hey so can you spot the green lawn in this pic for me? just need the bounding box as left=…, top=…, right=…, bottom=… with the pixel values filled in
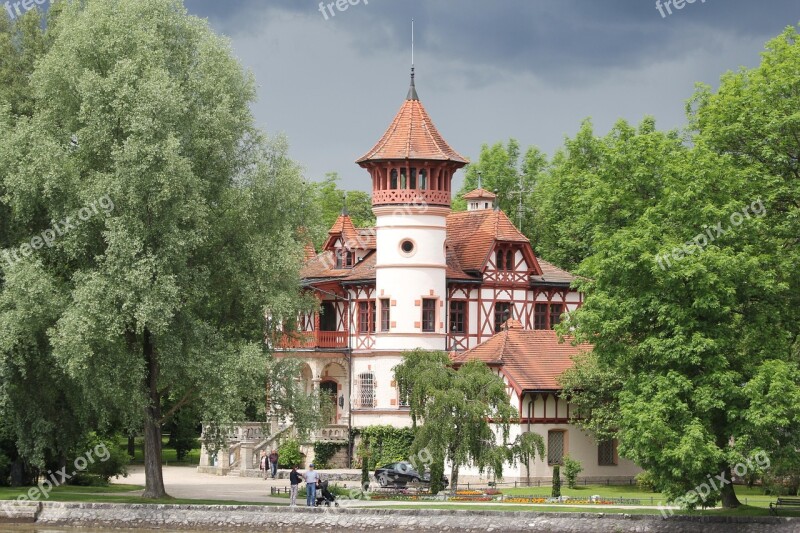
left=0, top=484, right=275, bottom=506
left=122, top=435, right=201, bottom=466
left=498, top=483, right=778, bottom=508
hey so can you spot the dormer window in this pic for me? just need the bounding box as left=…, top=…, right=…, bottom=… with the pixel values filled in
left=335, top=249, right=355, bottom=269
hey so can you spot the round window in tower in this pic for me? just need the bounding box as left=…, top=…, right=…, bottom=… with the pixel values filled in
left=399, top=239, right=416, bottom=257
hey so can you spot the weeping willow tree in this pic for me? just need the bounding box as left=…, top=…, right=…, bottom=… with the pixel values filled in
left=394, top=350, right=545, bottom=490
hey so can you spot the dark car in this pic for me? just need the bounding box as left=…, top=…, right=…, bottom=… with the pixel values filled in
left=374, top=461, right=449, bottom=488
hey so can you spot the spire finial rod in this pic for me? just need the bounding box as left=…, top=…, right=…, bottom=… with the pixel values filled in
left=406, top=19, right=419, bottom=101
left=477, top=171, right=483, bottom=190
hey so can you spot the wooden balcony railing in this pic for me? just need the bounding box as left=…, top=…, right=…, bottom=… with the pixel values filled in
left=276, top=331, right=348, bottom=350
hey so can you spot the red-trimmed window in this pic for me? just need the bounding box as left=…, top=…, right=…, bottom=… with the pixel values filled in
left=549, top=303, right=564, bottom=329
left=422, top=299, right=436, bottom=332
left=358, top=301, right=375, bottom=333
left=494, top=302, right=512, bottom=332
left=449, top=300, right=466, bottom=334
left=534, top=303, right=548, bottom=330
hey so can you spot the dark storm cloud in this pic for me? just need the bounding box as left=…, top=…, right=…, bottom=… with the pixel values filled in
left=185, top=0, right=800, bottom=83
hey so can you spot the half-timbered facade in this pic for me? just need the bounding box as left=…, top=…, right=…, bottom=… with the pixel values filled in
left=274, top=72, right=640, bottom=480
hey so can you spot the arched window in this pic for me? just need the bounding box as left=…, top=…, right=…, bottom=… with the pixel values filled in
left=410, top=168, right=417, bottom=190
left=390, top=169, right=398, bottom=189
left=506, top=250, right=514, bottom=271
left=419, top=169, right=428, bottom=190
left=400, top=167, right=407, bottom=189
left=496, top=250, right=505, bottom=270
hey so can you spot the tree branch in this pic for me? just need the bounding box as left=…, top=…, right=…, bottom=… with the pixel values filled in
left=158, top=389, right=196, bottom=425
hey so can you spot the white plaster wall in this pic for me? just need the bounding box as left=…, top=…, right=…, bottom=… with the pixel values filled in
left=374, top=210, right=448, bottom=351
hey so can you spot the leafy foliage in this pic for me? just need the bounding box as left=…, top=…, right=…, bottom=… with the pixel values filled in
left=563, top=455, right=583, bottom=489
left=551, top=465, right=561, bottom=498
left=357, top=426, right=414, bottom=470
left=312, top=442, right=343, bottom=470
left=635, top=471, right=657, bottom=493
left=452, top=140, right=546, bottom=236
left=277, top=439, right=304, bottom=468
left=0, top=0, right=325, bottom=498
left=545, top=25, right=800, bottom=509
left=394, top=350, right=545, bottom=489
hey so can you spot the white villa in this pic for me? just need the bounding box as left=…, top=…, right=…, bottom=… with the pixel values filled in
left=198, top=71, right=640, bottom=482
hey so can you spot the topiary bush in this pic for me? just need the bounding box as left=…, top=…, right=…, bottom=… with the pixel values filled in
left=551, top=465, right=561, bottom=498
left=563, top=455, right=583, bottom=489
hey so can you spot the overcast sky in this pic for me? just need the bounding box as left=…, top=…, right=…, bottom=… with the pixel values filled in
left=181, top=0, right=799, bottom=192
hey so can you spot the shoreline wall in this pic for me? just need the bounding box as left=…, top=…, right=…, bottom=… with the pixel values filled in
left=1, top=501, right=797, bottom=532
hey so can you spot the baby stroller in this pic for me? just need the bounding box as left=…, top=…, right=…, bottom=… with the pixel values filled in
left=316, top=480, right=338, bottom=507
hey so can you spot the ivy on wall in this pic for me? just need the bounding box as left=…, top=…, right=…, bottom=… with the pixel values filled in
left=312, top=442, right=343, bottom=469
left=355, top=425, right=415, bottom=469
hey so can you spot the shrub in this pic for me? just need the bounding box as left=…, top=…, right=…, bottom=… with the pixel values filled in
left=357, top=426, right=414, bottom=470
left=360, top=449, right=370, bottom=490
left=563, top=455, right=583, bottom=489
left=70, top=434, right=129, bottom=485
left=551, top=465, right=561, bottom=498
left=277, top=439, right=304, bottom=468
left=635, top=470, right=657, bottom=492
left=429, top=456, right=445, bottom=495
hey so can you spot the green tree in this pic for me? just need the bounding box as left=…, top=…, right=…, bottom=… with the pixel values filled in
left=1, top=0, right=325, bottom=498
left=530, top=118, right=685, bottom=271
left=305, top=173, right=375, bottom=248
left=453, top=140, right=546, bottom=236
left=394, top=350, right=545, bottom=489
left=559, top=29, right=800, bottom=506
left=687, top=27, right=800, bottom=498
left=551, top=465, right=561, bottom=498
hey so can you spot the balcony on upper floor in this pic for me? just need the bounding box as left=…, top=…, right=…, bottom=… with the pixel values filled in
left=275, top=330, right=349, bottom=351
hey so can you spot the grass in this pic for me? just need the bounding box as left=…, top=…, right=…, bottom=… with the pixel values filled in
left=0, top=484, right=276, bottom=506
left=498, top=483, right=779, bottom=508
left=122, top=435, right=201, bottom=466
left=375, top=502, right=800, bottom=517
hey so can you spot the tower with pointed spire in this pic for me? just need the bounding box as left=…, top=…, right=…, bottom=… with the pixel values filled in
left=356, top=70, right=467, bottom=350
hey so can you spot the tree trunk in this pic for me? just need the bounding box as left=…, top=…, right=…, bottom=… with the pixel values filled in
left=450, top=463, right=460, bottom=492
left=720, top=465, right=741, bottom=508
left=127, top=435, right=136, bottom=458
left=142, top=328, right=168, bottom=499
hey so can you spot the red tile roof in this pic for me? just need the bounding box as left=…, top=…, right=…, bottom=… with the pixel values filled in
left=356, top=97, right=468, bottom=164
left=463, top=188, right=497, bottom=200
left=531, top=258, right=577, bottom=285
left=452, top=322, right=592, bottom=392
left=446, top=210, right=530, bottom=272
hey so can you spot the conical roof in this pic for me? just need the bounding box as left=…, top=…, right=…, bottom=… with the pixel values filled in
left=356, top=74, right=468, bottom=165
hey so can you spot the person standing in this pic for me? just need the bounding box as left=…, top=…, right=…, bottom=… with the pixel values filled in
left=268, top=449, right=279, bottom=479
left=259, top=450, right=268, bottom=480
left=289, top=465, right=301, bottom=507
left=304, top=463, right=319, bottom=507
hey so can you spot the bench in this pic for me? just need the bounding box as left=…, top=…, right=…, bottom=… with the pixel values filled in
left=769, top=497, right=800, bottom=515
